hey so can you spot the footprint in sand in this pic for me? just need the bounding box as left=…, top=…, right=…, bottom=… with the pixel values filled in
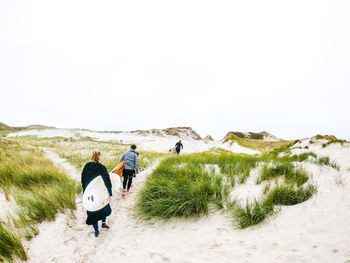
left=149, top=252, right=171, bottom=262
left=209, top=242, right=223, bottom=249
left=63, top=236, right=76, bottom=245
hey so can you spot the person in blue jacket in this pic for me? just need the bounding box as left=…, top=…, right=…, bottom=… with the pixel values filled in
left=81, top=149, right=112, bottom=237
left=119, top=144, right=139, bottom=197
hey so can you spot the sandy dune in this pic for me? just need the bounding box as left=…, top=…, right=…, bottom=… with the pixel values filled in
left=17, top=139, right=350, bottom=263
left=8, top=128, right=259, bottom=155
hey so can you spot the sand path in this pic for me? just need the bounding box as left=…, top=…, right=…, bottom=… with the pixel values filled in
left=22, top=146, right=350, bottom=263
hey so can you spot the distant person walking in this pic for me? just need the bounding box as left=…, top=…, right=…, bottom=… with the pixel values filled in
left=119, top=144, right=139, bottom=197
left=81, top=149, right=112, bottom=237
left=175, top=140, right=183, bottom=154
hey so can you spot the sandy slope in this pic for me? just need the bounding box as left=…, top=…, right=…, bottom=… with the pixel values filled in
left=19, top=140, right=350, bottom=263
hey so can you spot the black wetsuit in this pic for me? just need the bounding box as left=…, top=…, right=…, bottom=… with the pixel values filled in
left=175, top=142, right=183, bottom=154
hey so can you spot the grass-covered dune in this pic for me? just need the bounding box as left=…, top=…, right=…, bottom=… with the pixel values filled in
left=3, top=135, right=168, bottom=173
left=223, top=133, right=293, bottom=152
left=0, top=139, right=79, bottom=262
left=135, top=148, right=337, bottom=228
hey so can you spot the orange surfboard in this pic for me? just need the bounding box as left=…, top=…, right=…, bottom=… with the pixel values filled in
left=110, top=160, right=124, bottom=178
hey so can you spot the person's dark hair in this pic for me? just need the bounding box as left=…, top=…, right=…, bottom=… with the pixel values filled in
left=131, top=144, right=137, bottom=150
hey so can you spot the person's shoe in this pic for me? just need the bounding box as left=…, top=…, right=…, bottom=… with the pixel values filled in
left=94, top=230, right=99, bottom=237
left=102, top=223, right=109, bottom=229
left=122, top=190, right=126, bottom=197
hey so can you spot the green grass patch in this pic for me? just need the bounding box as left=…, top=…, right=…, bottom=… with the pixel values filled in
left=136, top=162, right=228, bottom=220
left=0, top=221, right=27, bottom=262
left=0, top=139, right=79, bottom=262
left=233, top=184, right=316, bottom=229
left=316, top=156, right=339, bottom=170
left=266, top=184, right=316, bottom=205
left=258, top=163, right=309, bottom=186
left=232, top=199, right=275, bottom=229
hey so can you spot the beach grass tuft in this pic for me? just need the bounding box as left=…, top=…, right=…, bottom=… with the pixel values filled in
left=0, top=221, right=27, bottom=262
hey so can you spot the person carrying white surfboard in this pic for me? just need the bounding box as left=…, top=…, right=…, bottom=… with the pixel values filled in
left=119, top=144, right=139, bottom=197
left=81, top=149, right=112, bottom=237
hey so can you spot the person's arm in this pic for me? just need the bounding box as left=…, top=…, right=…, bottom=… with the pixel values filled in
left=135, top=153, right=139, bottom=174
left=81, top=164, right=87, bottom=192
left=102, top=166, right=112, bottom=196
left=119, top=153, right=125, bottom=163
left=181, top=143, right=183, bottom=149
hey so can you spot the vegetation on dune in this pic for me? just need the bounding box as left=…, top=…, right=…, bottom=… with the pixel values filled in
left=232, top=199, right=275, bottom=229
left=9, top=136, right=166, bottom=174
left=135, top=153, right=261, bottom=220
left=322, top=139, right=347, bottom=148
left=315, top=134, right=338, bottom=141
left=316, top=156, right=339, bottom=170
left=313, top=134, right=348, bottom=148
left=0, top=221, right=26, bottom=262
left=258, top=163, right=309, bottom=186
left=136, top=162, right=228, bottom=219
left=232, top=184, right=316, bottom=228
left=266, top=184, right=316, bottom=206
left=223, top=133, right=293, bottom=152
left=0, top=131, right=11, bottom=138
left=0, top=122, right=15, bottom=132
left=56, top=147, right=166, bottom=172
left=136, top=145, right=327, bottom=228
left=0, top=139, right=79, bottom=262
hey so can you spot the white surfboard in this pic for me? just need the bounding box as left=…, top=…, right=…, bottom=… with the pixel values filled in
left=110, top=172, right=121, bottom=194
left=83, top=176, right=110, bottom=212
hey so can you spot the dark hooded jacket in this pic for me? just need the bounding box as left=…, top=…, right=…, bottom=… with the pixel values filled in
left=175, top=141, right=183, bottom=151
left=81, top=161, right=112, bottom=225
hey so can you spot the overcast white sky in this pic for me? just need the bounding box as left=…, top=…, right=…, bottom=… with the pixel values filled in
left=1, top=0, right=349, bottom=140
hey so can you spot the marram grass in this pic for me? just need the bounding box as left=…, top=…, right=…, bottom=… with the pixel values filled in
left=136, top=149, right=319, bottom=228
left=232, top=184, right=317, bottom=229
left=135, top=162, right=227, bottom=220
left=0, top=221, right=27, bottom=262
left=258, top=162, right=309, bottom=186
left=0, top=139, right=79, bottom=262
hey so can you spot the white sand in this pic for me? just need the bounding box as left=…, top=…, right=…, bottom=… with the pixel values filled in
left=229, top=165, right=268, bottom=204
left=0, top=189, right=17, bottom=221
left=18, top=136, right=350, bottom=263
